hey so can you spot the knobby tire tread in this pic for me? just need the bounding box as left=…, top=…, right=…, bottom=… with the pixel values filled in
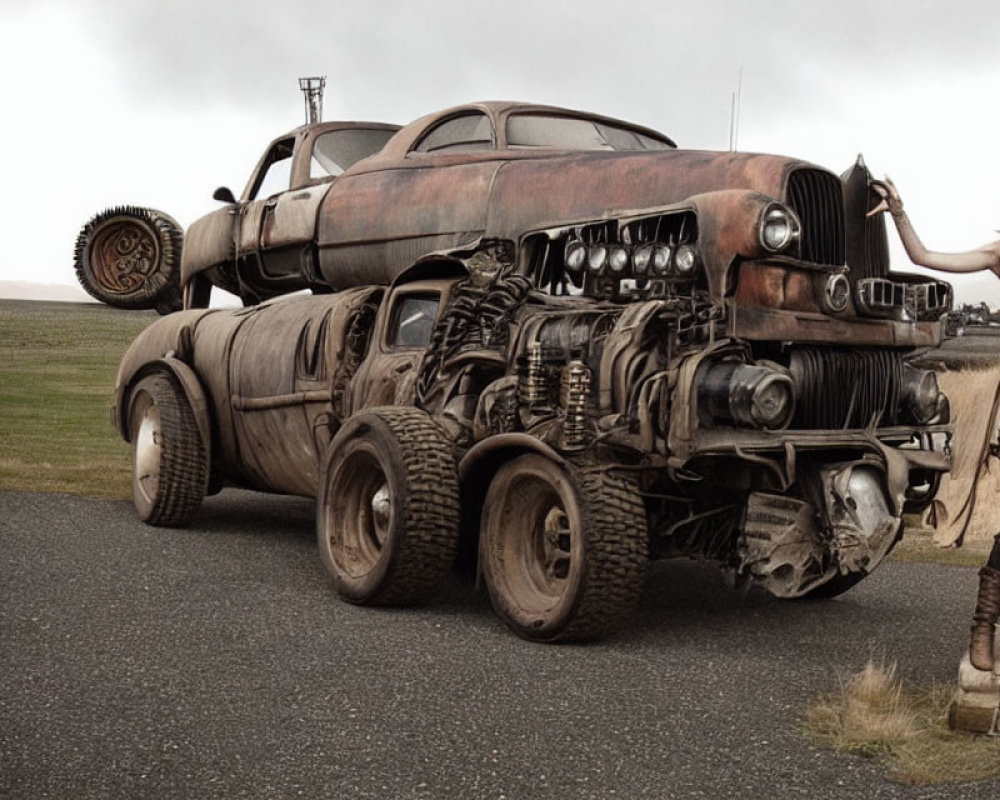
left=143, top=373, right=206, bottom=527
left=361, top=406, right=460, bottom=606
left=556, top=466, right=648, bottom=642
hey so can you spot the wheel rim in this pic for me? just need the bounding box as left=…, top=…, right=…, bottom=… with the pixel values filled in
left=133, top=396, right=161, bottom=506
left=324, top=450, right=392, bottom=579
left=485, top=464, right=582, bottom=625
left=89, top=218, right=159, bottom=294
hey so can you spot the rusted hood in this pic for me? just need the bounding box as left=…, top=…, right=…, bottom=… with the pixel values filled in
left=485, top=149, right=816, bottom=237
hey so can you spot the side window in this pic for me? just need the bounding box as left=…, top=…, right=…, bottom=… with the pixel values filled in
left=309, top=129, right=396, bottom=178
left=387, top=294, right=440, bottom=349
left=413, top=114, right=493, bottom=154
left=249, top=139, right=294, bottom=200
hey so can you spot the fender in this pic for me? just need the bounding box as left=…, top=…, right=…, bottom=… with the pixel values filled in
left=458, top=432, right=566, bottom=489
left=116, top=357, right=212, bottom=466
left=455, top=433, right=569, bottom=577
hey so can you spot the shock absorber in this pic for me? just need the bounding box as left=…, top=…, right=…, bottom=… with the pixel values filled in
left=519, top=341, right=549, bottom=409
left=560, top=359, right=592, bottom=451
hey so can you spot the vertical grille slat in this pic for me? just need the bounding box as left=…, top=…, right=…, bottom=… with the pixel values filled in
left=786, top=169, right=845, bottom=267
left=789, top=348, right=903, bottom=429
left=843, top=159, right=892, bottom=280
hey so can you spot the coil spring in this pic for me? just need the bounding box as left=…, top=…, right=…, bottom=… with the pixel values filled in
left=519, top=341, right=548, bottom=407
left=560, top=360, right=592, bottom=450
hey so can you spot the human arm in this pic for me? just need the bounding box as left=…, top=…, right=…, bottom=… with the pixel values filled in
left=868, top=177, right=1000, bottom=274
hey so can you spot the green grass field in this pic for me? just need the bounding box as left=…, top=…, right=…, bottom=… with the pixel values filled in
left=0, top=299, right=157, bottom=498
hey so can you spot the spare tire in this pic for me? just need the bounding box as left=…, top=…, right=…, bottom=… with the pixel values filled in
left=74, top=206, right=184, bottom=314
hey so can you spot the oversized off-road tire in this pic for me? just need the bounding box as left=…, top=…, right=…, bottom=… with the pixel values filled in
left=480, top=455, right=648, bottom=642
left=128, top=372, right=207, bottom=526
left=74, top=206, right=183, bottom=314
left=316, top=406, right=460, bottom=606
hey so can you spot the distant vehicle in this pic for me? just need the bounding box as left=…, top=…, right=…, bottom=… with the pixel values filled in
left=112, top=101, right=953, bottom=641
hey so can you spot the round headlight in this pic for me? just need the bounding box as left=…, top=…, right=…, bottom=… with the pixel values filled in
left=823, top=273, right=850, bottom=313
left=652, top=245, right=672, bottom=274
left=608, top=245, right=629, bottom=273
left=675, top=244, right=698, bottom=275
left=901, top=366, right=941, bottom=424
left=632, top=244, right=653, bottom=274
left=565, top=240, right=587, bottom=272
left=698, top=362, right=795, bottom=430
left=761, top=207, right=797, bottom=253
left=587, top=245, right=608, bottom=273
left=749, top=373, right=795, bottom=429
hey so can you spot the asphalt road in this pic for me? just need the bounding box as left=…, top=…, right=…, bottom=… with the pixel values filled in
left=1, top=489, right=996, bottom=800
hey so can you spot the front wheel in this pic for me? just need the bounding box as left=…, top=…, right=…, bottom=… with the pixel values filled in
left=480, top=455, right=648, bottom=642
left=316, top=407, right=460, bottom=606
left=128, top=372, right=207, bottom=526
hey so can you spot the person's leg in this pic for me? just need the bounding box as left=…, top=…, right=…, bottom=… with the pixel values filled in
left=970, top=534, right=1000, bottom=671
left=988, top=533, right=1000, bottom=570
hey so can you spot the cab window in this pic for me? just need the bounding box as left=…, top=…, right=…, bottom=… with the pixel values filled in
left=310, top=128, right=396, bottom=178
left=413, top=113, right=494, bottom=154
left=387, top=294, right=439, bottom=348
left=248, top=138, right=294, bottom=200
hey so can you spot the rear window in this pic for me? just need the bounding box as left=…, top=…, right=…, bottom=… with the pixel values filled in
left=506, top=114, right=672, bottom=151
left=310, top=128, right=396, bottom=178
left=413, top=114, right=494, bottom=154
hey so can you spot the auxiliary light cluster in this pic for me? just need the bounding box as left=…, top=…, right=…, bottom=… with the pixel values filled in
left=564, top=239, right=698, bottom=277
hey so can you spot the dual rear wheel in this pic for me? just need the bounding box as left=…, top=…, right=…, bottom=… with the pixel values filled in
left=479, top=455, right=648, bottom=642
left=315, top=414, right=648, bottom=640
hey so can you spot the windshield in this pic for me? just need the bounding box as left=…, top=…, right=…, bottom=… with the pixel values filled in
left=310, top=128, right=396, bottom=178
left=506, top=114, right=672, bottom=151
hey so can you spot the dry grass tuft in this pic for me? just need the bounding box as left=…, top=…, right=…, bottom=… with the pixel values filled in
left=806, top=658, right=1000, bottom=785
left=807, top=659, right=919, bottom=758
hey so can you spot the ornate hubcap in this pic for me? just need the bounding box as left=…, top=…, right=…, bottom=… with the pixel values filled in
left=90, top=219, right=158, bottom=293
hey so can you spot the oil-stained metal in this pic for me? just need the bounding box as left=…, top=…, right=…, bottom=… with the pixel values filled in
left=115, top=100, right=959, bottom=640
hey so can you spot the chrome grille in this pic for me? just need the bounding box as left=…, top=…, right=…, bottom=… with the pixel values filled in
left=789, top=347, right=903, bottom=429
left=785, top=169, right=845, bottom=267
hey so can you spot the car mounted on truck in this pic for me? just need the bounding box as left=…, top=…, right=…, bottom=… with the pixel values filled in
left=111, top=101, right=953, bottom=641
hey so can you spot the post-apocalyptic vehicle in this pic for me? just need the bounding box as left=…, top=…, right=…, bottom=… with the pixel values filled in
left=113, top=101, right=953, bottom=641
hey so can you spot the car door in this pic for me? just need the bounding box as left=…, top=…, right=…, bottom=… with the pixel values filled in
left=346, top=281, right=452, bottom=415
left=234, top=136, right=304, bottom=298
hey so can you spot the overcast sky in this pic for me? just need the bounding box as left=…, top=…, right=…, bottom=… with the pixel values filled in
left=2, top=0, right=999, bottom=303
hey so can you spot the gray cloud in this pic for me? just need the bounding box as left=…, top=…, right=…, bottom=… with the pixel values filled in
left=66, top=0, right=999, bottom=145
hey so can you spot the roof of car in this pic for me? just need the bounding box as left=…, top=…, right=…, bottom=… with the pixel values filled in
left=373, top=101, right=677, bottom=159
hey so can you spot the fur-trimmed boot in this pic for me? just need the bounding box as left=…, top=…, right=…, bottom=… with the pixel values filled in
left=970, top=566, right=1000, bottom=672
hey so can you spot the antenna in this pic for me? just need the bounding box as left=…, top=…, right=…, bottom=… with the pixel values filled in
left=298, top=76, right=326, bottom=125
left=728, top=67, right=743, bottom=152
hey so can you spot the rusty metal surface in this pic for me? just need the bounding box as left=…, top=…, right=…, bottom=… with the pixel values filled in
left=115, top=99, right=962, bottom=611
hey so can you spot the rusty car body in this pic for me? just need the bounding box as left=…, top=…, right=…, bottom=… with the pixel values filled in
left=116, top=101, right=954, bottom=641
